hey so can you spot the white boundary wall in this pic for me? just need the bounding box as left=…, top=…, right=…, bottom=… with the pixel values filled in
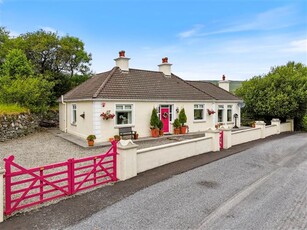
left=137, top=137, right=212, bottom=173
left=264, top=125, right=278, bottom=137
left=231, top=128, right=262, bottom=146
left=280, top=122, right=292, bottom=133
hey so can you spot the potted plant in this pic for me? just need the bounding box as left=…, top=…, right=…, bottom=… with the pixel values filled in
left=173, top=118, right=181, bottom=135
left=179, top=108, right=187, bottom=134
left=114, top=135, right=121, bottom=141
left=134, top=132, right=139, bottom=140
left=86, top=135, right=96, bottom=146
left=109, top=137, right=114, bottom=142
left=100, top=110, right=115, bottom=120
left=251, top=121, right=256, bottom=128
left=215, top=123, right=221, bottom=129
left=150, top=108, right=159, bottom=137
left=158, top=119, right=164, bottom=136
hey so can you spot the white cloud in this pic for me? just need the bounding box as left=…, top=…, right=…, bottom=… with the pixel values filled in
left=281, top=39, right=307, bottom=53
left=178, top=24, right=203, bottom=39
left=200, top=6, right=297, bottom=36
left=9, top=30, right=20, bottom=38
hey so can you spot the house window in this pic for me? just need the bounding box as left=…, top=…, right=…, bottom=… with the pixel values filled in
left=115, top=104, right=133, bottom=125
left=71, top=104, right=77, bottom=124
left=194, top=104, right=204, bottom=120
left=218, top=105, right=224, bottom=122
left=227, top=105, right=233, bottom=122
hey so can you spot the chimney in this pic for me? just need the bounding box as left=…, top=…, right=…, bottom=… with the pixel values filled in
left=158, top=57, right=172, bottom=78
left=114, top=50, right=130, bottom=72
left=218, top=75, right=230, bottom=91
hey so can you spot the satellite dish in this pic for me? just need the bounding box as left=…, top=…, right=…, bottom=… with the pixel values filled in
left=238, top=102, right=245, bottom=108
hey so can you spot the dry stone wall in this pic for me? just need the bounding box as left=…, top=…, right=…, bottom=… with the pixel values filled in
left=0, top=110, right=59, bottom=142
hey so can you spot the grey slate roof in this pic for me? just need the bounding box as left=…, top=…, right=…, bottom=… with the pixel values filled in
left=186, top=81, right=241, bottom=101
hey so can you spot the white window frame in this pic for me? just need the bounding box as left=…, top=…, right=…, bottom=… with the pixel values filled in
left=227, top=105, right=233, bottom=122
left=114, top=104, right=134, bottom=127
left=194, top=104, right=205, bottom=122
left=71, top=104, right=77, bottom=125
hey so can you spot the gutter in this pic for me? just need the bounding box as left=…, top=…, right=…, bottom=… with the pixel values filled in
left=61, top=95, right=67, bottom=133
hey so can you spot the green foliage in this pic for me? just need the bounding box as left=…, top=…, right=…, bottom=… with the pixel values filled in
left=173, top=118, right=181, bottom=129
left=178, top=108, right=187, bottom=126
left=235, top=62, right=307, bottom=130
left=0, top=27, right=93, bottom=111
left=0, top=103, right=29, bottom=115
left=0, top=75, right=54, bottom=113
left=150, top=108, right=159, bottom=129
left=1, top=49, right=34, bottom=77
left=157, top=119, right=164, bottom=130
left=86, top=135, right=96, bottom=141
left=302, top=115, right=307, bottom=131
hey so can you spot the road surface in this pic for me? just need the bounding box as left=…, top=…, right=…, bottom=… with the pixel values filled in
left=66, top=133, right=307, bottom=230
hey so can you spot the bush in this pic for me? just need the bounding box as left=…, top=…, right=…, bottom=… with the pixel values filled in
left=0, top=75, right=54, bottom=113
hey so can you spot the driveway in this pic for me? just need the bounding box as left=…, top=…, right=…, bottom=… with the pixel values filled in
left=65, top=132, right=307, bottom=230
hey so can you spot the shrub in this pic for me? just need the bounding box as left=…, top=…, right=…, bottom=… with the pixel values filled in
left=179, top=108, right=187, bottom=126
left=150, top=108, right=159, bottom=129
left=173, top=118, right=181, bottom=129
left=0, top=75, right=54, bottom=113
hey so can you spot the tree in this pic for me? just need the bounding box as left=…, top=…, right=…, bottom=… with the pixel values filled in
left=1, top=49, right=34, bottom=77
left=235, top=62, right=307, bottom=130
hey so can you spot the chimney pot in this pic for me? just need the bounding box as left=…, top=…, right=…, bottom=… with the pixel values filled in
left=162, top=57, right=168, bottom=63
left=119, top=50, right=125, bottom=57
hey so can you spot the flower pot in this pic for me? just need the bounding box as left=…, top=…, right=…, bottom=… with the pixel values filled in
left=159, top=130, right=164, bottom=136
left=88, top=140, right=94, bottom=147
left=174, top=128, right=180, bottom=135
left=180, top=126, right=187, bottom=134
left=134, top=133, right=139, bottom=140
left=151, top=128, right=159, bottom=137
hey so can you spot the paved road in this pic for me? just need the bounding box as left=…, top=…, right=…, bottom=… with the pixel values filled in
left=66, top=133, right=307, bottom=230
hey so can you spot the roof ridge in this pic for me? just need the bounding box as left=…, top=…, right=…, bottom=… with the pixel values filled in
left=129, top=68, right=164, bottom=74
left=92, top=67, right=118, bottom=98
left=184, top=79, right=217, bottom=100
left=187, top=80, right=240, bottom=100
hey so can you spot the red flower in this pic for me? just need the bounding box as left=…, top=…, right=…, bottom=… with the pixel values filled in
left=100, top=111, right=115, bottom=120
left=207, top=109, right=216, bottom=115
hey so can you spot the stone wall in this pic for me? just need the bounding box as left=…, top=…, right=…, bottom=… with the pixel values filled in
left=0, top=113, right=41, bottom=142
left=0, top=110, right=60, bottom=142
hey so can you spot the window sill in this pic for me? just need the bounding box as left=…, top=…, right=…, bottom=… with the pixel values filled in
left=115, top=124, right=135, bottom=129
left=193, top=120, right=206, bottom=123
left=71, top=123, right=77, bottom=126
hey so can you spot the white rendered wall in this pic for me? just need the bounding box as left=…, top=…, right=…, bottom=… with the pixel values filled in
left=136, top=137, right=212, bottom=173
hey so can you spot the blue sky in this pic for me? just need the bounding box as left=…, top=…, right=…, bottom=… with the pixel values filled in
left=0, top=0, right=306, bottom=80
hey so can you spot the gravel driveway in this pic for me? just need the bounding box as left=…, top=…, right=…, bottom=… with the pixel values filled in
left=0, top=129, right=205, bottom=169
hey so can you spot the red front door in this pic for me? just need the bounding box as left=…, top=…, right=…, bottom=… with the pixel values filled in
left=161, top=108, right=170, bottom=133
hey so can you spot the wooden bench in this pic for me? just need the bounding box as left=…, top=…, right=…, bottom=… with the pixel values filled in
left=119, top=127, right=137, bottom=139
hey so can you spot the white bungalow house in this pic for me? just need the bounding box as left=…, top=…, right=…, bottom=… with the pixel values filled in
left=59, top=51, right=243, bottom=142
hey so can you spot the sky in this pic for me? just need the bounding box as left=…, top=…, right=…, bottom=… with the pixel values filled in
left=0, top=0, right=306, bottom=80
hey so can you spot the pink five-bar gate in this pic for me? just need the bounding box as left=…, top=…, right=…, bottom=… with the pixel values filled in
left=4, top=141, right=117, bottom=216
left=219, top=131, right=224, bottom=150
